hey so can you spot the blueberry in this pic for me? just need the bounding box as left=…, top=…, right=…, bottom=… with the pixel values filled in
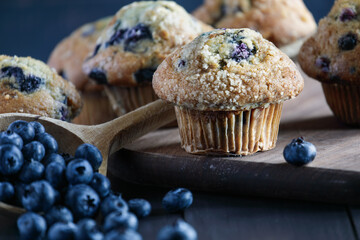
left=18, top=160, right=45, bottom=183
left=89, top=68, right=107, bottom=84
left=91, top=44, right=101, bottom=58
left=90, top=172, right=111, bottom=198
left=105, top=229, right=142, bottom=240
left=0, top=181, right=14, bottom=203
left=22, top=141, right=45, bottom=161
left=101, top=193, right=129, bottom=217
left=75, top=143, right=103, bottom=171
left=65, top=184, right=100, bottom=219
left=231, top=42, right=255, bottom=62
left=45, top=205, right=73, bottom=227
left=66, top=158, right=94, bottom=185
left=22, top=180, right=56, bottom=212
left=338, top=33, right=358, bottom=51
left=29, top=121, right=45, bottom=136
left=123, top=24, right=152, bottom=51
left=0, top=144, right=24, bottom=176
left=315, top=56, right=331, bottom=73
left=339, top=8, right=357, bottom=22
left=45, top=162, right=67, bottom=189
left=134, top=68, right=156, bottom=83
left=76, top=218, right=104, bottom=240
left=47, top=222, right=77, bottom=240
left=8, top=120, right=35, bottom=144
left=18, top=75, right=43, bottom=93
left=1, top=66, right=25, bottom=82
left=17, top=212, right=47, bottom=240
left=283, top=137, right=317, bottom=166
left=103, top=211, right=138, bottom=232
left=107, top=28, right=127, bottom=46
left=0, top=130, right=23, bottom=149
left=177, top=60, right=186, bottom=69
left=128, top=198, right=151, bottom=218
left=35, top=132, right=58, bottom=154
left=43, top=153, right=66, bottom=167
left=157, top=220, right=197, bottom=240
left=162, top=188, right=193, bottom=213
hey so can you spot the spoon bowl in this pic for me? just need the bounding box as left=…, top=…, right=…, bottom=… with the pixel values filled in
left=0, top=99, right=176, bottom=215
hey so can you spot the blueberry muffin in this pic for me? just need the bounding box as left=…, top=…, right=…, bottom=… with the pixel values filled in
left=193, top=0, right=316, bottom=50
left=299, top=0, right=360, bottom=126
left=153, top=28, right=304, bottom=155
left=48, top=17, right=117, bottom=125
left=0, top=55, right=82, bottom=121
left=82, top=1, right=213, bottom=116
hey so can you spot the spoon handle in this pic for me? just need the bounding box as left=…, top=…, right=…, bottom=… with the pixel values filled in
left=90, top=99, right=176, bottom=165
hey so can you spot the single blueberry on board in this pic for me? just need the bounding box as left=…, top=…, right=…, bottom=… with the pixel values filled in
left=0, top=181, right=14, bottom=203
left=45, top=162, right=67, bottom=189
left=89, top=68, right=107, bottom=84
left=45, top=205, right=74, bottom=227
left=162, top=188, right=193, bottom=213
left=101, top=193, right=129, bottom=217
left=65, top=184, right=100, bottom=220
left=283, top=137, right=317, bottom=166
left=35, top=132, right=58, bottom=155
left=338, top=33, right=358, bottom=51
left=18, top=160, right=45, bottom=183
left=29, top=121, right=46, bottom=136
left=90, top=172, right=111, bottom=198
left=103, top=211, right=138, bottom=232
left=339, top=8, right=357, bottom=22
left=128, top=198, right=151, bottom=218
left=47, top=222, right=77, bottom=240
left=42, top=153, right=66, bottom=167
left=17, top=212, right=47, bottom=240
left=0, top=144, right=24, bottom=176
left=0, top=130, right=23, bottom=149
left=22, top=180, right=56, bottom=212
left=75, top=143, right=103, bottom=171
left=22, top=141, right=46, bottom=162
left=8, top=120, right=35, bottom=144
left=66, top=158, right=94, bottom=185
left=315, top=56, right=331, bottom=73
left=105, top=229, right=142, bottom=240
left=76, top=218, right=104, bottom=240
left=157, top=220, right=197, bottom=240
left=134, top=68, right=156, bottom=83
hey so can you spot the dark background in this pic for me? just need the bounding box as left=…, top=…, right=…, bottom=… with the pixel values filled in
left=0, top=0, right=333, bottom=62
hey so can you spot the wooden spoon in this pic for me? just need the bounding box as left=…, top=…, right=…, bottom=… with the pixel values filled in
left=0, top=99, right=175, bottom=175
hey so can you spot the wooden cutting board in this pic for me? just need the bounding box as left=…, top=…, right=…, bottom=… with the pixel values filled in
left=108, top=71, right=360, bottom=204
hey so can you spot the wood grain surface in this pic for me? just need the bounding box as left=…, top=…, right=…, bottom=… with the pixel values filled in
left=108, top=70, right=360, bottom=204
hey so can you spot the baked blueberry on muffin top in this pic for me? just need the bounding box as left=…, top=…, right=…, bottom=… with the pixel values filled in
left=0, top=55, right=82, bottom=121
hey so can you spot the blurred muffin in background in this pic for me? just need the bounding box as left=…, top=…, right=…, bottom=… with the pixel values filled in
left=48, top=17, right=117, bottom=125
left=82, top=1, right=213, bottom=118
left=299, top=0, right=360, bottom=126
left=193, top=0, right=316, bottom=55
left=0, top=55, right=82, bottom=121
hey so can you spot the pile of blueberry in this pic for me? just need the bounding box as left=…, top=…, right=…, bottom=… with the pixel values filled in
left=0, top=120, right=197, bottom=240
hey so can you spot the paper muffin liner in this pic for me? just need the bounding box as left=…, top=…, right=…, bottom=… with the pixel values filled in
left=175, top=103, right=283, bottom=155
left=72, top=91, right=117, bottom=125
left=322, top=83, right=360, bottom=126
left=104, top=85, right=158, bottom=116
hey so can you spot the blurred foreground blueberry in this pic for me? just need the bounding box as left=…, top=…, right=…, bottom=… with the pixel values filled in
left=162, top=188, right=193, bottom=213
left=17, top=212, right=47, bottom=240
left=76, top=218, right=104, bottom=240
left=103, top=211, right=138, bottom=232
left=22, top=180, right=56, bottom=212
left=18, top=160, right=45, bottom=183
left=157, top=220, right=197, bottom=240
left=0, top=181, right=14, bottom=203
left=101, top=193, right=129, bottom=217
left=45, top=205, right=73, bottom=227
left=47, top=222, right=77, bottom=240
left=105, top=229, right=142, bottom=240
left=283, top=137, right=317, bottom=166
left=128, top=198, right=151, bottom=218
